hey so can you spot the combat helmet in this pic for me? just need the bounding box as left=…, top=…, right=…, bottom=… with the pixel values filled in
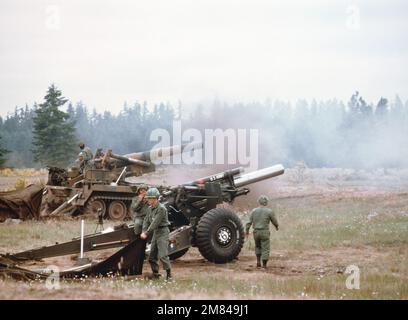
left=145, top=187, right=160, bottom=199
left=258, top=195, right=269, bottom=206
left=137, top=184, right=149, bottom=193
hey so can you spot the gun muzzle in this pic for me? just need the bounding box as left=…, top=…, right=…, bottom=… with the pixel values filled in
left=233, top=164, right=285, bottom=187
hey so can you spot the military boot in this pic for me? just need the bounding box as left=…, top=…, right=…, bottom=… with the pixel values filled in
left=152, top=269, right=161, bottom=279
left=256, top=255, right=261, bottom=268
left=262, top=260, right=268, bottom=269
left=166, top=269, right=172, bottom=281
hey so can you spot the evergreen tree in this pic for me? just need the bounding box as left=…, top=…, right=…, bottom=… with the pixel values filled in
left=394, top=95, right=403, bottom=112
left=67, top=102, right=75, bottom=119
left=348, top=91, right=372, bottom=116
left=0, top=134, right=10, bottom=168
left=375, top=97, right=388, bottom=116
left=32, top=84, right=78, bottom=167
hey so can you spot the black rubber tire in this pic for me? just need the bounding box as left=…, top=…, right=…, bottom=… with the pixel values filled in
left=169, top=248, right=189, bottom=261
left=195, top=207, right=244, bottom=264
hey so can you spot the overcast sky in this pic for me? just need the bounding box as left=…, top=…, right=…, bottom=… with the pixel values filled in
left=0, top=0, right=407, bottom=117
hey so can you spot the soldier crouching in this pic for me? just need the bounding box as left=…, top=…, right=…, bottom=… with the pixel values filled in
left=130, top=184, right=149, bottom=235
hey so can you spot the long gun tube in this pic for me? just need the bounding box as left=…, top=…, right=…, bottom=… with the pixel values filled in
left=185, top=165, right=284, bottom=188
left=125, top=142, right=203, bottom=162
left=186, top=167, right=244, bottom=186
left=233, top=164, right=285, bottom=187
left=108, top=153, right=151, bottom=167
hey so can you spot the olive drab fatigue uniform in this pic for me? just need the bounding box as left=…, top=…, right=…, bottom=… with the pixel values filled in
left=82, top=160, right=93, bottom=172
left=245, top=206, right=279, bottom=261
left=142, top=203, right=171, bottom=272
left=77, top=147, right=93, bottom=174
left=76, top=152, right=87, bottom=174
left=131, top=197, right=150, bottom=235
left=82, top=146, right=94, bottom=161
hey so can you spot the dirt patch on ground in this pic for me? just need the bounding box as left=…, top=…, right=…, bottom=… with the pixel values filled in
left=168, top=245, right=394, bottom=279
left=8, top=244, right=389, bottom=282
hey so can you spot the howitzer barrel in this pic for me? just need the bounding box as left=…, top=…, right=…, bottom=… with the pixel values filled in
left=233, top=164, right=285, bottom=187
left=108, top=152, right=151, bottom=167
left=186, top=167, right=243, bottom=186
left=124, top=142, right=203, bottom=162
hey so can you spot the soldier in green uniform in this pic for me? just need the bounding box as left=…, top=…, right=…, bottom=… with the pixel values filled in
left=75, top=152, right=86, bottom=174
left=140, top=188, right=172, bottom=280
left=130, top=184, right=149, bottom=235
left=79, top=142, right=93, bottom=161
left=76, top=151, right=94, bottom=174
left=245, top=195, right=279, bottom=269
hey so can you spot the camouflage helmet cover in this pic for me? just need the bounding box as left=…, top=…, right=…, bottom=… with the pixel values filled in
left=258, top=195, right=269, bottom=206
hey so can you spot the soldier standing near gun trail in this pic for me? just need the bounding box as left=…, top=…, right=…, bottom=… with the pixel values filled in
left=131, top=184, right=149, bottom=235
left=245, top=195, right=279, bottom=269
left=140, top=188, right=172, bottom=280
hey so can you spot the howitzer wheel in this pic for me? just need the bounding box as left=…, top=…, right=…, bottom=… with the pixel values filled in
left=195, top=207, right=244, bottom=264
left=108, top=200, right=127, bottom=220
left=85, top=199, right=107, bottom=218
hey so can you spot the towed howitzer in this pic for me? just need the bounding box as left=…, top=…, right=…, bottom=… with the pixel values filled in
left=159, top=164, right=284, bottom=262
left=32, top=164, right=284, bottom=265
left=163, top=165, right=284, bottom=213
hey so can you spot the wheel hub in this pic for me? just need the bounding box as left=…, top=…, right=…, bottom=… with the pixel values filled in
left=216, top=226, right=232, bottom=246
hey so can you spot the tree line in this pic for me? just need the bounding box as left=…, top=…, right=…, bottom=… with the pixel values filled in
left=0, top=85, right=175, bottom=168
left=0, top=85, right=407, bottom=169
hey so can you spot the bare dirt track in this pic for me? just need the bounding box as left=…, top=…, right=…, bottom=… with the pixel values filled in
left=0, top=166, right=407, bottom=299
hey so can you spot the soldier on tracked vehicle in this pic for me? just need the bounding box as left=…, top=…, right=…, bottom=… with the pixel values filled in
left=79, top=142, right=93, bottom=161
left=75, top=151, right=94, bottom=174
left=76, top=143, right=94, bottom=173
left=75, top=152, right=85, bottom=174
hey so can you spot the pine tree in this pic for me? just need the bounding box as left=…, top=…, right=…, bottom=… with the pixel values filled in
left=0, top=134, right=10, bottom=168
left=67, top=102, right=75, bottom=119
left=32, top=84, right=78, bottom=167
left=375, top=97, right=388, bottom=116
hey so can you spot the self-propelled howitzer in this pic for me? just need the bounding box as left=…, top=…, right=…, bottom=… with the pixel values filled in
left=43, top=143, right=203, bottom=220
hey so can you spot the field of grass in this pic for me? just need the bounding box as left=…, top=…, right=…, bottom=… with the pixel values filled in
left=1, top=187, right=407, bottom=299
left=0, top=168, right=47, bottom=191
left=271, top=193, right=408, bottom=249
left=0, top=171, right=408, bottom=299
left=2, top=269, right=406, bottom=300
